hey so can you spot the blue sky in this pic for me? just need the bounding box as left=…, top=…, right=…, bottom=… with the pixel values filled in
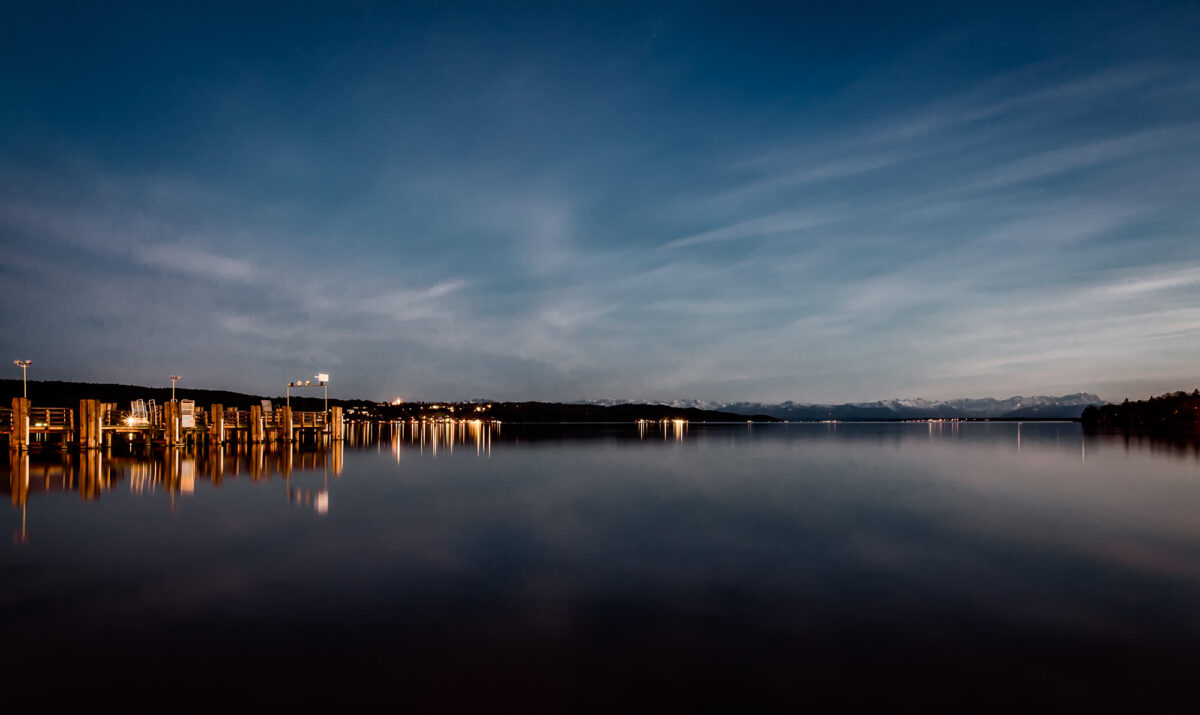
left=2, top=1, right=1199, bottom=403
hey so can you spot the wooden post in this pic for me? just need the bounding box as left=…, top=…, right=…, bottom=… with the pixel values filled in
left=249, top=405, right=264, bottom=443
left=330, top=406, right=344, bottom=441
left=280, top=406, right=293, bottom=442
left=210, top=404, right=225, bottom=444
left=78, top=399, right=102, bottom=450
left=11, top=397, right=29, bottom=452
left=163, top=401, right=181, bottom=447
left=225, top=407, right=239, bottom=442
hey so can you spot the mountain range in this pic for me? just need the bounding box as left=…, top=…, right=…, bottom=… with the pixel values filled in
left=584, top=393, right=1105, bottom=421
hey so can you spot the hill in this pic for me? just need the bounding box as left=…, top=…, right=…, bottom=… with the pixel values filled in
left=660, top=393, right=1104, bottom=421
left=0, top=380, right=775, bottom=423
left=1081, top=390, right=1200, bottom=430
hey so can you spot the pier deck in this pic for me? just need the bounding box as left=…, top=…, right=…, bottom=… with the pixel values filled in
left=2, top=399, right=344, bottom=451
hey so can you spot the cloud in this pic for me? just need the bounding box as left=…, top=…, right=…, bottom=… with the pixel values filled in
left=665, top=210, right=838, bottom=249
left=133, top=244, right=255, bottom=282
left=4, top=9, right=1200, bottom=404
left=357, top=280, right=466, bottom=320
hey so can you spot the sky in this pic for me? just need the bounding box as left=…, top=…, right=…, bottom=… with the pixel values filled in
left=2, top=1, right=1199, bottom=404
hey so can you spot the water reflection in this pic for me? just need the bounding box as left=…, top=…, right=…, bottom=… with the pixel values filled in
left=636, top=418, right=688, bottom=441
left=4, top=442, right=345, bottom=539
left=5, top=421, right=1200, bottom=709
left=11, top=421, right=1200, bottom=530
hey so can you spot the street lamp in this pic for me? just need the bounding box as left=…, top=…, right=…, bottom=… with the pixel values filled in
left=169, top=375, right=182, bottom=402
left=287, top=374, right=330, bottom=417
left=315, top=373, right=329, bottom=419
left=13, top=360, right=32, bottom=399
left=287, top=379, right=305, bottom=408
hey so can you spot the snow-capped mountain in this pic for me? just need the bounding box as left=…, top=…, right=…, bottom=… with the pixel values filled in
left=715, top=393, right=1104, bottom=420
left=578, top=394, right=1104, bottom=420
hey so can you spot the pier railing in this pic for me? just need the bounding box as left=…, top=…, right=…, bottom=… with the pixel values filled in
left=30, top=407, right=74, bottom=431
left=0, top=407, right=74, bottom=430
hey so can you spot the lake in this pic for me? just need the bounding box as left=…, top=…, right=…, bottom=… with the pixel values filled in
left=3, top=421, right=1200, bottom=711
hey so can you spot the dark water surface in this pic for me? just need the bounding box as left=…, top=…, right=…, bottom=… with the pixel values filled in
left=4, top=422, right=1200, bottom=711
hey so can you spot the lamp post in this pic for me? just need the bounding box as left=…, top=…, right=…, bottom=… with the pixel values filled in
left=13, top=360, right=32, bottom=399
left=169, top=375, right=182, bottom=402
left=287, top=379, right=304, bottom=408
left=288, top=374, right=329, bottom=417
left=315, top=373, right=329, bottom=419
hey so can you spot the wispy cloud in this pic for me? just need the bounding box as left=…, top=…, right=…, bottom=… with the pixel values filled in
left=133, top=244, right=255, bottom=282
left=665, top=210, right=839, bottom=249
left=357, top=280, right=466, bottom=320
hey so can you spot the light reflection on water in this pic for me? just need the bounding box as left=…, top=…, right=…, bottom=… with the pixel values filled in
left=3, top=421, right=1200, bottom=710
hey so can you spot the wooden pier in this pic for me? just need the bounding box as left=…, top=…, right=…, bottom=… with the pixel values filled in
left=2, top=397, right=344, bottom=451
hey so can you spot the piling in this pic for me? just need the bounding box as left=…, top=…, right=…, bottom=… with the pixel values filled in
left=330, top=406, right=344, bottom=441
left=279, top=406, right=294, bottom=442
left=249, top=405, right=264, bottom=443
left=78, top=399, right=103, bottom=449
left=11, top=397, right=30, bottom=451
left=163, top=401, right=181, bottom=447
left=210, top=404, right=225, bottom=444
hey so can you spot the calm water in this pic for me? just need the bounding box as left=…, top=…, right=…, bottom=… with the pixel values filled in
left=4, top=422, right=1200, bottom=711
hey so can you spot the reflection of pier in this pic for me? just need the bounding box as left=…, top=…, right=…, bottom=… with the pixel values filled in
left=7, top=442, right=344, bottom=498
left=5, top=441, right=345, bottom=541
left=2, top=398, right=345, bottom=451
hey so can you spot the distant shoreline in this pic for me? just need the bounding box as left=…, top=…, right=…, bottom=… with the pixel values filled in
left=1081, top=390, right=1200, bottom=432
left=0, top=379, right=1099, bottom=424
left=0, top=379, right=779, bottom=423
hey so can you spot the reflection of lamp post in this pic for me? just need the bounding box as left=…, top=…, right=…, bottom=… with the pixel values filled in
left=169, top=375, right=182, bottom=402
left=13, top=360, right=32, bottom=398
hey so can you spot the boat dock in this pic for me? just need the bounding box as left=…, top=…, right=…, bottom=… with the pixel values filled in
left=2, top=398, right=345, bottom=450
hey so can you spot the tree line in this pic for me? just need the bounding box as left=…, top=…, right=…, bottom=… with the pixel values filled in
left=1081, top=390, right=1200, bottom=430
